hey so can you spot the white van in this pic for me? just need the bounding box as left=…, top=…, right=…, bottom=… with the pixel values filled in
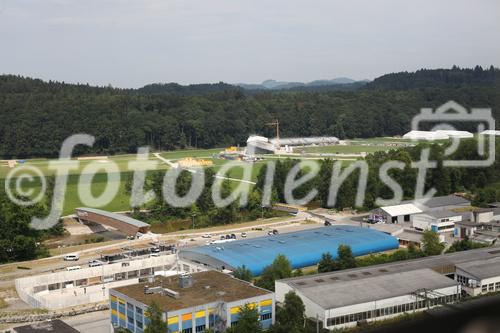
left=66, top=266, right=81, bottom=271
left=63, top=254, right=79, bottom=261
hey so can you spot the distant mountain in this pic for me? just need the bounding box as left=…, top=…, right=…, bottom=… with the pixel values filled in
left=236, top=77, right=366, bottom=90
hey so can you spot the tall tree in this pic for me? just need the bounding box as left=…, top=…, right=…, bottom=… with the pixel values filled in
left=144, top=302, right=168, bottom=333
left=421, top=230, right=445, bottom=256
left=226, top=304, right=262, bottom=333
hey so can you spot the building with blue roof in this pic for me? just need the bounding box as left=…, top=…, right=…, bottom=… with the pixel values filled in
left=179, top=225, right=399, bottom=275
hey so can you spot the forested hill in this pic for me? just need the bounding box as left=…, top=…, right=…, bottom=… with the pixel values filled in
left=135, top=82, right=243, bottom=95
left=365, top=66, right=500, bottom=90
left=1, top=66, right=499, bottom=158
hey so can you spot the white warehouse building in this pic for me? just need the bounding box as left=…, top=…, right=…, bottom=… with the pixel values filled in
left=412, top=210, right=463, bottom=233
left=275, top=268, right=460, bottom=330
left=455, top=257, right=500, bottom=297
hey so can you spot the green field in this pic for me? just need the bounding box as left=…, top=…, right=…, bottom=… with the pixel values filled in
left=1, top=140, right=410, bottom=215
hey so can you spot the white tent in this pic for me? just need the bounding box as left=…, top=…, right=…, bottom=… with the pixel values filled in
left=435, top=130, right=473, bottom=139
left=402, top=130, right=449, bottom=141
left=480, top=130, right=500, bottom=136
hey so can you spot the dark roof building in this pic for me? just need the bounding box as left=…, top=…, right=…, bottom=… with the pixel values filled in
left=13, top=321, right=79, bottom=333
left=75, top=207, right=150, bottom=236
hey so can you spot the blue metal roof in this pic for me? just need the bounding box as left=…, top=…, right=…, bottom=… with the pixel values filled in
left=180, top=225, right=399, bottom=275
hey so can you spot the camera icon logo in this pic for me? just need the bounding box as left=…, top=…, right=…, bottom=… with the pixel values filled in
left=411, top=101, right=495, bottom=167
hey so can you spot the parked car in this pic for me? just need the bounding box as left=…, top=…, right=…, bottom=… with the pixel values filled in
left=202, top=234, right=211, bottom=239
left=272, top=229, right=279, bottom=235
left=88, top=260, right=103, bottom=267
left=150, top=252, right=160, bottom=257
left=126, top=235, right=135, bottom=240
left=220, top=235, right=226, bottom=240
left=241, top=232, right=247, bottom=238
left=230, top=233, right=237, bottom=239
left=151, top=247, right=160, bottom=253
left=66, top=266, right=81, bottom=271
left=324, top=220, right=332, bottom=226
left=63, top=254, right=79, bottom=261
left=267, top=231, right=274, bottom=236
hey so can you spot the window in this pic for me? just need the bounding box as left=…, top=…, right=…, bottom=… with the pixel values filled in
left=136, top=307, right=143, bottom=315
left=231, top=321, right=238, bottom=327
left=136, top=321, right=143, bottom=329
left=489, top=283, right=495, bottom=291
left=260, top=313, right=272, bottom=321
left=195, top=325, right=206, bottom=332
left=482, top=285, right=488, bottom=293
left=127, top=316, right=134, bottom=324
left=182, top=329, right=192, bottom=333
left=495, top=282, right=500, bottom=290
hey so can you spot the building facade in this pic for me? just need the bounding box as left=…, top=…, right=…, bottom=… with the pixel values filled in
left=109, top=271, right=274, bottom=333
left=276, top=268, right=460, bottom=330
left=455, top=258, right=500, bottom=297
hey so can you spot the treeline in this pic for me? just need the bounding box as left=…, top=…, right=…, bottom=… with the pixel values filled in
left=1, top=66, right=499, bottom=158
left=127, top=168, right=279, bottom=228
left=365, top=65, right=499, bottom=90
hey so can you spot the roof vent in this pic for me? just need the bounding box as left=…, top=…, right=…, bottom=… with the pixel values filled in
left=179, top=273, right=194, bottom=289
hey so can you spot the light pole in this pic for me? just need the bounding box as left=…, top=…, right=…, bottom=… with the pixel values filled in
left=191, top=213, right=196, bottom=230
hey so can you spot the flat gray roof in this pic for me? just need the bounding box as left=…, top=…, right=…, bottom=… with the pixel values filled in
left=426, top=210, right=462, bottom=219
left=456, top=257, right=500, bottom=280
left=403, top=195, right=470, bottom=209
left=280, top=247, right=500, bottom=287
left=288, top=268, right=456, bottom=310
left=76, top=207, right=149, bottom=228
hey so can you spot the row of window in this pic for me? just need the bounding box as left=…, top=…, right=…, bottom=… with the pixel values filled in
left=481, top=282, right=500, bottom=293
left=326, top=294, right=459, bottom=327
left=231, top=313, right=273, bottom=328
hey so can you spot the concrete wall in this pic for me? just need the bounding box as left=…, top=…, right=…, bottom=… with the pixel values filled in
left=15, top=255, right=205, bottom=310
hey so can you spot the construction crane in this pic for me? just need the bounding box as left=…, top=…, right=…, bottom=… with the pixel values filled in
left=266, top=119, right=280, bottom=148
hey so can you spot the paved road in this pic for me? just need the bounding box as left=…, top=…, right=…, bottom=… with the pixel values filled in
left=63, top=311, right=110, bottom=333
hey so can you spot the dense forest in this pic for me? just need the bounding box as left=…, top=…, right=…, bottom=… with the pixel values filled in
left=0, top=66, right=499, bottom=158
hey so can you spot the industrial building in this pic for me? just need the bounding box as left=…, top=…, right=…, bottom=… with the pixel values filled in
left=370, top=203, right=423, bottom=224
left=370, top=195, right=470, bottom=225
left=274, top=247, right=500, bottom=330
left=455, top=257, right=500, bottom=297
left=179, top=226, right=399, bottom=275
left=109, top=271, right=275, bottom=333
left=276, top=268, right=460, bottom=330
left=412, top=210, right=462, bottom=233
left=75, top=207, right=150, bottom=236
left=453, top=210, right=500, bottom=245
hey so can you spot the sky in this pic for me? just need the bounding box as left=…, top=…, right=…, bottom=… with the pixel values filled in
left=0, top=0, right=499, bottom=88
